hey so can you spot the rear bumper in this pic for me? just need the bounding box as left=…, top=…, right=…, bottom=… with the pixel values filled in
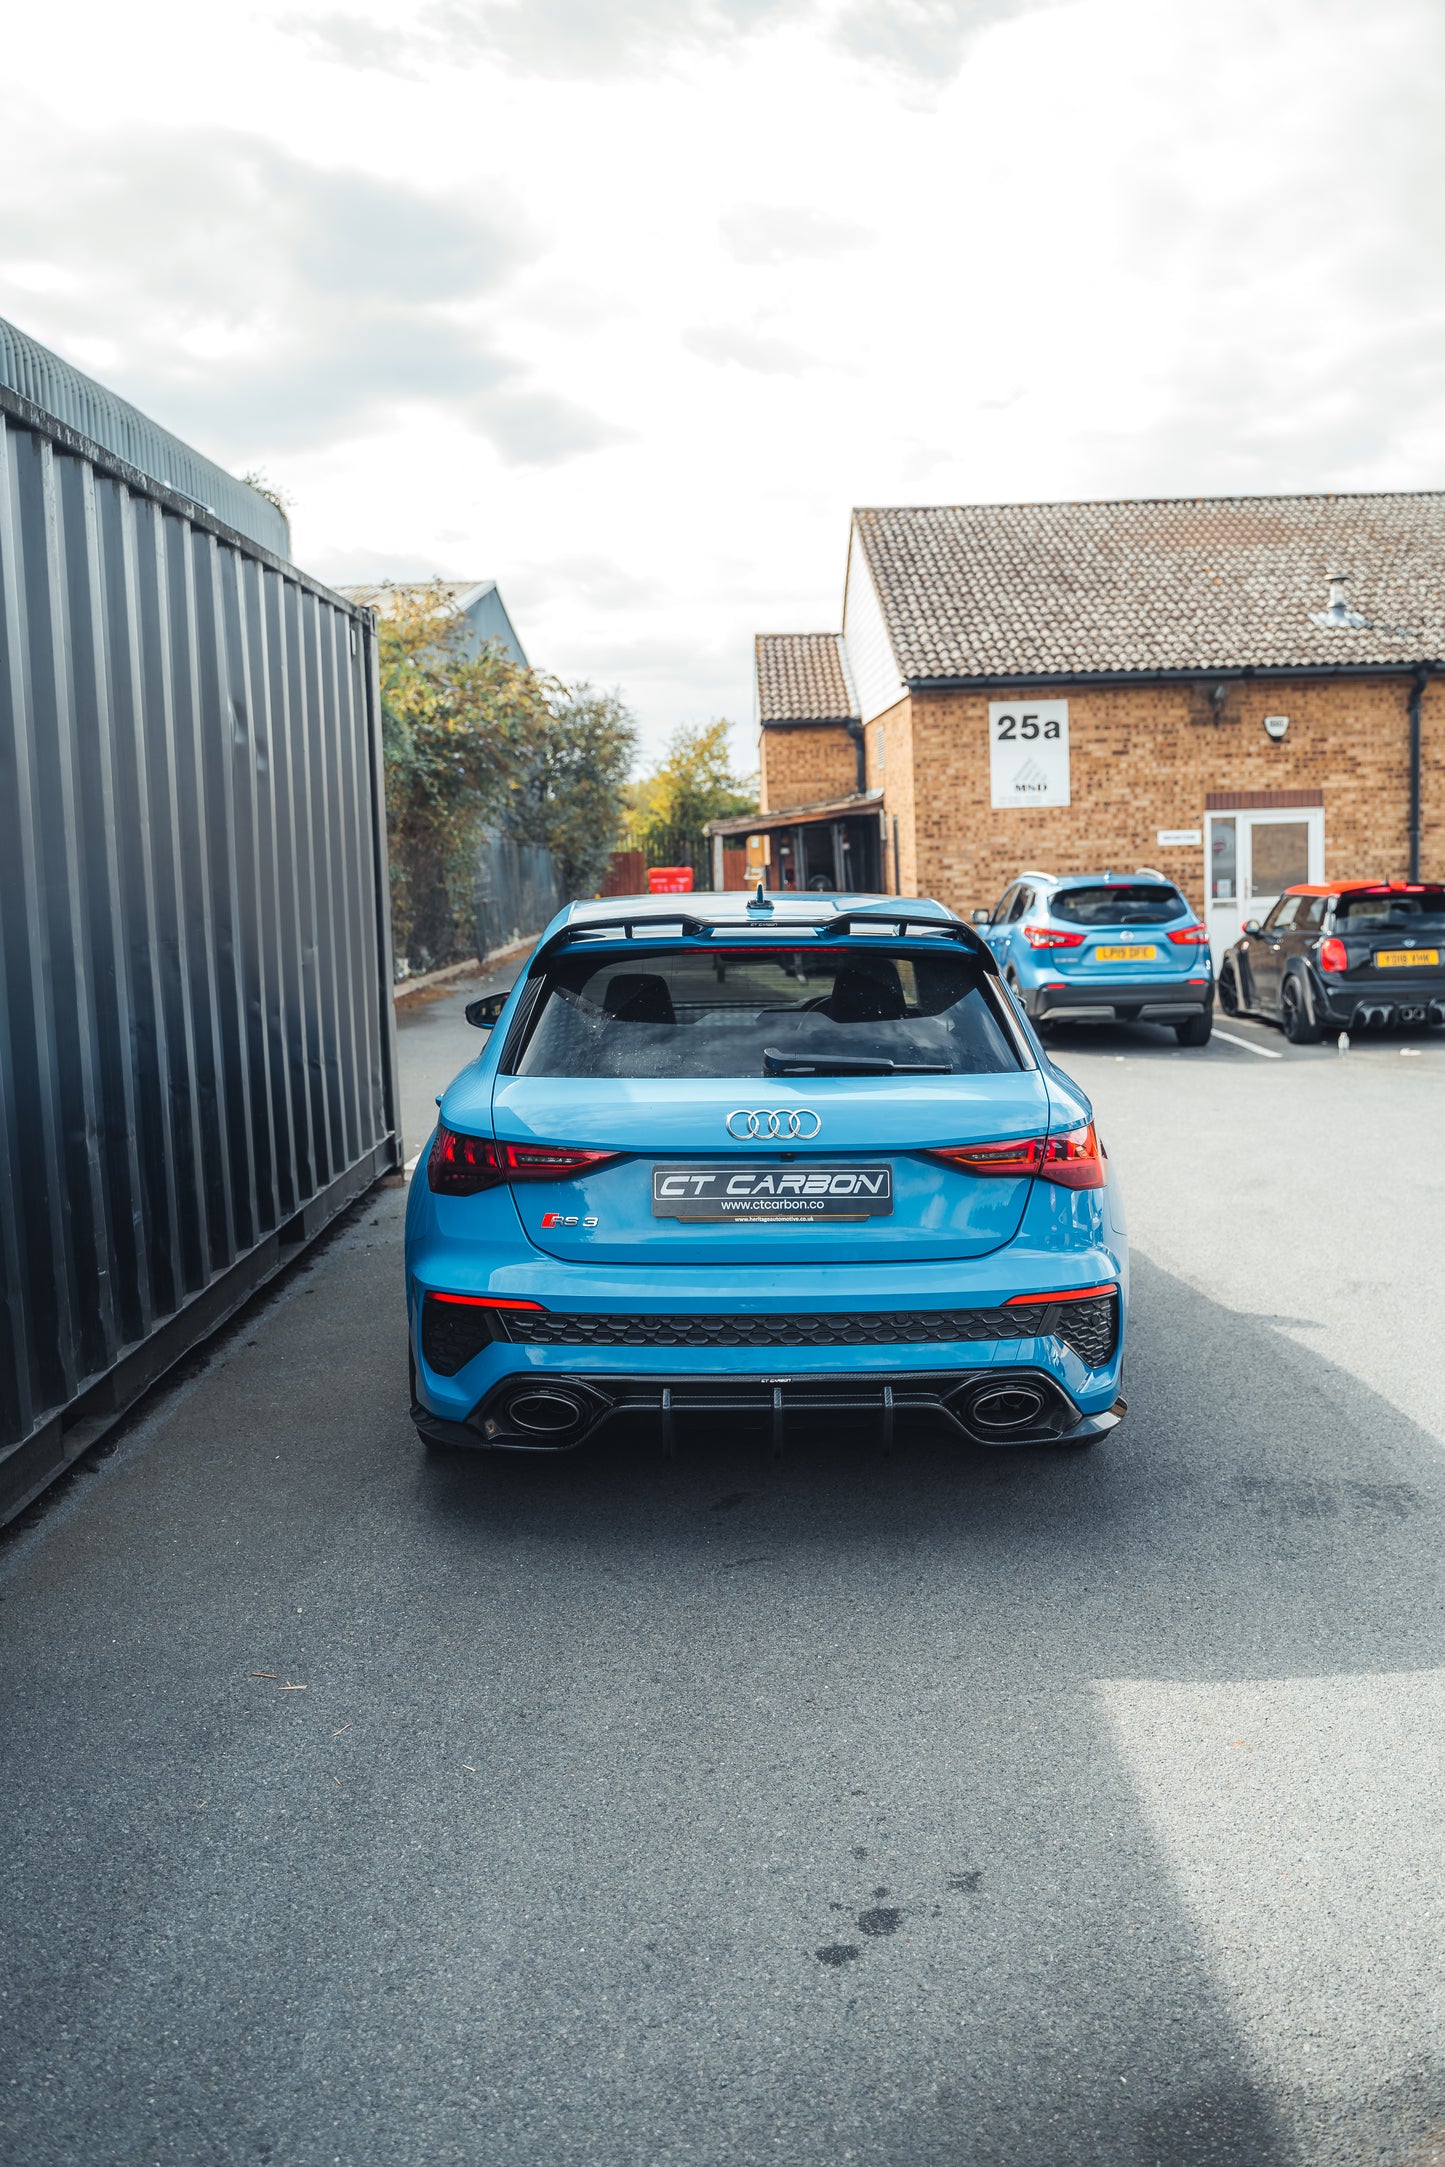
left=1313, top=982, right=1445, bottom=1029
left=412, top=1366, right=1128, bottom=1453
left=1028, top=979, right=1213, bottom=1022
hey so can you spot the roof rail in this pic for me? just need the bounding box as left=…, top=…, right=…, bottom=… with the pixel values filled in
left=1017, top=869, right=1054, bottom=885
left=1133, top=866, right=1168, bottom=880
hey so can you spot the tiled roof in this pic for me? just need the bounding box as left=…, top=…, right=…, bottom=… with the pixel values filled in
left=756, top=632, right=859, bottom=723
left=852, top=494, right=1445, bottom=680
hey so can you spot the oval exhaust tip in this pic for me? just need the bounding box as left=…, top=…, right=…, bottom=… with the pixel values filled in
left=507, top=1389, right=587, bottom=1437
left=968, top=1384, right=1047, bottom=1432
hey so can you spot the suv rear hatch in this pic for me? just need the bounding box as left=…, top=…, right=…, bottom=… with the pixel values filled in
left=1042, top=881, right=1198, bottom=978
left=483, top=935, right=1049, bottom=1266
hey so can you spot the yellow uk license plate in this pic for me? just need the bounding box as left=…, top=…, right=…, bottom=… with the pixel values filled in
left=1376, top=949, right=1438, bottom=967
left=1096, top=944, right=1157, bottom=961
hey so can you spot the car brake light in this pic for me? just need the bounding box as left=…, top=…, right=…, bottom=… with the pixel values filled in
left=1167, top=925, right=1211, bottom=945
left=428, top=1126, right=503, bottom=1194
left=1021, top=924, right=1085, bottom=948
left=428, top=1125, right=622, bottom=1194
left=1319, top=937, right=1349, bottom=973
left=502, top=1142, right=623, bottom=1180
left=926, top=1122, right=1105, bottom=1189
left=927, top=1137, right=1046, bottom=1177
left=1038, top=1123, right=1107, bottom=1189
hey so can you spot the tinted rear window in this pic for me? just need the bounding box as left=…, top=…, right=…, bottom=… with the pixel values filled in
left=1334, top=888, right=1445, bottom=929
left=512, top=946, right=1020, bottom=1079
left=1050, top=884, right=1189, bottom=926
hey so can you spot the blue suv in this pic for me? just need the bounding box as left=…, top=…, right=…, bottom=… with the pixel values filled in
left=977, top=870, right=1214, bottom=1045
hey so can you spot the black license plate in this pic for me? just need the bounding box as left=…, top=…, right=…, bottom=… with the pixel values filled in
left=652, top=1164, right=893, bottom=1221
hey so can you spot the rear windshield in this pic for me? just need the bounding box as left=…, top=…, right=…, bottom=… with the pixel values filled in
left=511, top=946, right=1021, bottom=1079
left=1050, top=884, right=1189, bottom=926
left=1334, top=888, right=1445, bottom=929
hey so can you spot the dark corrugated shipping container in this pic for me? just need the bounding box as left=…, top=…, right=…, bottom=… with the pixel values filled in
left=0, top=381, right=401, bottom=1523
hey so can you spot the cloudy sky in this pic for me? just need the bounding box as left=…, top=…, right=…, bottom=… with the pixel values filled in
left=3, top=0, right=1442, bottom=760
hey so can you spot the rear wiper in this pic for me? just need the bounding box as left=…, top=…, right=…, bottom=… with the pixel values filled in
left=763, top=1047, right=951, bottom=1076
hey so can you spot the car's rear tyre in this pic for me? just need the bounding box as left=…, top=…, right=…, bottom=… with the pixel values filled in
left=1281, top=978, right=1320, bottom=1045
left=1174, top=1011, right=1212, bottom=1046
left=1218, top=961, right=1240, bottom=1015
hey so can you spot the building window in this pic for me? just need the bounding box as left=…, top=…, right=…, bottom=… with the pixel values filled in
left=873, top=723, right=886, bottom=774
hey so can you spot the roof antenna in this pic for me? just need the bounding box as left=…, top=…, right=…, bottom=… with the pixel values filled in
left=747, top=881, right=773, bottom=914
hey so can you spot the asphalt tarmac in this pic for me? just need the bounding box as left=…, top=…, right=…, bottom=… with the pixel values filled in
left=2, top=993, right=1442, bottom=2166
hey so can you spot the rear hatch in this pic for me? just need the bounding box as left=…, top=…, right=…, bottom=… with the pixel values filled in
left=492, top=1072, right=1050, bottom=1264
left=1043, top=881, right=1197, bottom=978
left=1330, top=886, right=1445, bottom=994
left=481, top=933, right=1049, bottom=1266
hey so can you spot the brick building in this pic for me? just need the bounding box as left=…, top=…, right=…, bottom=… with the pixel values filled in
left=712, top=493, right=1444, bottom=952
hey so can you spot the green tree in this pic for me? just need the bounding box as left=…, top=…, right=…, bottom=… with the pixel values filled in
left=633, top=719, right=756, bottom=839
left=507, top=685, right=639, bottom=897
left=378, top=583, right=548, bottom=968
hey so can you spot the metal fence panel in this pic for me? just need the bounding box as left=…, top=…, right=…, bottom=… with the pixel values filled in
left=0, top=385, right=400, bottom=1521
left=472, top=830, right=567, bottom=963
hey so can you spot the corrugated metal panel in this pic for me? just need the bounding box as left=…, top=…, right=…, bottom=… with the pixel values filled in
left=472, top=831, right=566, bottom=961
left=0, top=315, right=291, bottom=559
left=0, top=383, right=400, bottom=1522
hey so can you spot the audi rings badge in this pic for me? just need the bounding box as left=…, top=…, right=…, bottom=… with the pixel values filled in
left=725, top=1108, right=822, bottom=1140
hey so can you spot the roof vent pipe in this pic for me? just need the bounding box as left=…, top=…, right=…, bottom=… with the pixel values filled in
left=1311, top=573, right=1370, bottom=630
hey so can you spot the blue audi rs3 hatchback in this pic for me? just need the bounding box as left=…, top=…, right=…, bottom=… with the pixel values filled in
left=405, top=892, right=1128, bottom=1456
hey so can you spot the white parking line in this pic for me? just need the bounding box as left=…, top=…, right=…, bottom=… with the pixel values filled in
left=404, top=1151, right=421, bottom=1174
left=1214, top=1027, right=1283, bottom=1060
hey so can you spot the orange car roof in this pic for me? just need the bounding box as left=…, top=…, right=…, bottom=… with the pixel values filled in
left=1286, top=880, right=1441, bottom=895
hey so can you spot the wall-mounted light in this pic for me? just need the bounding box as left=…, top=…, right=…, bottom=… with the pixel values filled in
left=1263, top=714, right=1289, bottom=741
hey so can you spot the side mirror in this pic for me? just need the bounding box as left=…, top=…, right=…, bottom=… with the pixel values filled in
left=465, top=991, right=508, bottom=1031
left=1242, top=919, right=1263, bottom=939
left=971, top=908, right=992, bottom=926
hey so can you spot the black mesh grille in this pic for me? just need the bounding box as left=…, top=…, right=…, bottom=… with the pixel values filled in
left=1056, top=1299, right=1116, bottom=1368
left=501, top=1296, right=1117, bottom=1366
left=421, top=1297, right=504, bottom=1376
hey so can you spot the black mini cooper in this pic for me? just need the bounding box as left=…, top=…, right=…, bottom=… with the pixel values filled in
left=1221, top=882, right=1445, bottom=1042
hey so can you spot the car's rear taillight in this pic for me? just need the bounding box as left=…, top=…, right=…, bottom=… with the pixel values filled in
left=1167, top=925, right=1211, bottom=945
left=428, top=1126, right=503, bottom=1195
left=1319, top=936, right=1349, bottom=973
left=1038, top=1123, right=1106, bottom=1189
left=428, top=1125, right=622, bottom=1194
left=926, top=1122, right=1105, bottom=1189
left=1021, top=924, right=1085, bottom=949
left=501, top=1142, right=623, bottom=1181
left=928, top=1137, right=1046, bottom=1177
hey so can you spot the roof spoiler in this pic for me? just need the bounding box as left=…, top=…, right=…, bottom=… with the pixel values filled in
left=528, top=901, right=997, bottom=971
left=806, top=903, right=997, bottom=969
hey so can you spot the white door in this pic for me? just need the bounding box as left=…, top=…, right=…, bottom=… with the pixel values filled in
left=1206, top=808, right=1324, bottom=962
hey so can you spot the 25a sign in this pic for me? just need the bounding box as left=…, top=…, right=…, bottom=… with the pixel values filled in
left=989, top=700, right=1070, bottom=809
